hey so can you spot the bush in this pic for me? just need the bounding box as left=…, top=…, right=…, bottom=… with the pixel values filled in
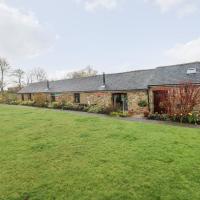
left=87, top=105, right=104, bottom=113
left=99, top=106, right=115, bottom=115
left=110, top=111, right=129, bottom=117
left=83, top=105, right=89, bottom=112
left=138, top=100, right=148, bottom=107
left=52, top=102, right=62, bottom=109
left=110, top=112, right=120, bottom=117
left=20, top=101, right=35, bottom=106
left=63, top=103, right=87, bottom=111
left=148, top=112, right=200, bottom=125
left=0, top=92, right=18, bottom=104
left=148, top=113, right=169, bottom=121
left=9, top=100, right=20, bottom=105
left=63, top=103, right=73, bottom=110
left=188, top=112, right=199, bottom=124
left=119, top=112, right=129, bottom=117
left=34, top=94, right=48, bottom=107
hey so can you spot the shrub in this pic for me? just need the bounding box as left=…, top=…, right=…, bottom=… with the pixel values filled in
left=0, top=92, right=18, bottom=104
left=63, top=103, right=74, bottom=110
left=27, top=101, right=35, bottom=106
left=51, top=102, right=62, bottom=109
left=8, top=100, right=18, bottom=105
left=100, top=106, right=116, bottom=115
left=63, top=103, right=86, bottom=111
left=83, top=105, right=89, bottom=112
left=110, top=111, right=129, bottom=117
left=20, top=101, right=35, bottom=106
left=74, top=104, right=86, bottom=111
left=189, top=112, right=200, bottom=125
left=148, top=113, right=169, bottom=121
left=34, top=93, right=48, bottom=107
left=119, top=112, right=129, bottom=117
left=87, top=105, right=103, bottom=113
left=148, top=112, right=200, bottom=125
left=110, top=112, right=120, bottom=117
left=138, top=100, right=148, bottom=107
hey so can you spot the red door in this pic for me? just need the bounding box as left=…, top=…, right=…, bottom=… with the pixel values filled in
left=153, top=90, right=168, bottom=114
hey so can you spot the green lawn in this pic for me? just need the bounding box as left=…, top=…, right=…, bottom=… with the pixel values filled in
left=0, top=105, right=200, bottom=200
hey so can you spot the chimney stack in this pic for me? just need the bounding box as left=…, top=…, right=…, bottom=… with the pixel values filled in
left=103, top=72, right=106, bottom=86
left=47, top=80, right=50, bottom=90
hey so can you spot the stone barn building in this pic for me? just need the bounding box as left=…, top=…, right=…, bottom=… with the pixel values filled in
left=18, top=62, right=200, bottom=115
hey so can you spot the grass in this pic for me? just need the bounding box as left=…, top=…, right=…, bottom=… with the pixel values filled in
left=0, top=105, right=200, bottom=200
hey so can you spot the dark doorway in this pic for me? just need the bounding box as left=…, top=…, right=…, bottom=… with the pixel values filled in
left=112, top=93, right=128, bottom=111
left=153, top=90, right=168, bottom=114
left=51, top=94, right=56, bottom=102
left=74, top=93, right=80, bottom=103
left=28, top=94, right=32, bottom=101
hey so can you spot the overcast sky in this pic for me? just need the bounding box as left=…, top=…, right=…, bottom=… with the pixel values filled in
left=1, top=0, right=200, bottom=79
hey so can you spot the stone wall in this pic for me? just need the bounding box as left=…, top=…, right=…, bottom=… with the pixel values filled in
left=127, top=90, right=149, bottom=115
left=56, top=93, right=74, bottom=103
left=57, top=92, right=112, bottom=107
left=18, top=93, right=51, bottom=102
left=57, top=91, right=148, bottom=113
left=80, top=92, right=112, bottom=107
left=148, top=88, right=154, bottom=113
left=19, top=90, right=150, bottom=115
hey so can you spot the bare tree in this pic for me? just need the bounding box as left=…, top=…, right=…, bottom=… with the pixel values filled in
left=66, top=66, right=98, bottom=79
left=25, top=70, right=34, bottom=85
left=12, top=68, right=25, bottom=89
left=32, top=67, right=47, bottom=82
left=0, top=57, right=10, bottom=93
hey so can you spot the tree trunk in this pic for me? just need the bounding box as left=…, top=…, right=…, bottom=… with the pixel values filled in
left=1, top=70, right=3, bottom=93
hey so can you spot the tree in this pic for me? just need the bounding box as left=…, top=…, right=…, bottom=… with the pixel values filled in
left=66, top=66, right=98, bottom=79
left=12, top=68, right=25, bottom=89
left=25, top=70, right=35, bottom=85
left=32, top=67, right=47, bottom=82
left=0, top=57, right=10, bottom=93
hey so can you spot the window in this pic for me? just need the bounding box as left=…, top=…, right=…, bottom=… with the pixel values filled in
left=187, top=68, right=196, bottom=74
left=21, top=94, right=24, bottom=101
left=28, top=94, right=32, bottom=101
left=112, top=93, right=128, bottom=111
left=74, top=93, right=80, bottom=103
left=51, top=93, right=61, bottom=102
left=51, top=94, right=56, bottom=102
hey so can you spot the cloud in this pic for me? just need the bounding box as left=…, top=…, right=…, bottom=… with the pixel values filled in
left=165, top=37, right=200, bottom=63
left=76, top=0, right=121, bottom=12
left=146, top=0, right=198, bottom=17
left=0, top=1, right=57, bottom=59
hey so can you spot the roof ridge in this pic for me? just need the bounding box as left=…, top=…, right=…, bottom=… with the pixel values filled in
left=156, top=61, right=200, bottom=69
left=49, top=68, right=155, bottom=83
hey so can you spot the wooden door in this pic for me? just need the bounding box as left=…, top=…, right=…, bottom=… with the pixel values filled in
left=153, top=90, right=168, bottom=114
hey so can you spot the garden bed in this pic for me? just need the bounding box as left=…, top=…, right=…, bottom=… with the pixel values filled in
left=147, top=112, right=200, bottom=125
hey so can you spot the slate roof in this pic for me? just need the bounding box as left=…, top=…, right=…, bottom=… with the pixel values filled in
left=18, top=62, right=200, bottom=94
left=149, top=62, right=200, bottom=86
